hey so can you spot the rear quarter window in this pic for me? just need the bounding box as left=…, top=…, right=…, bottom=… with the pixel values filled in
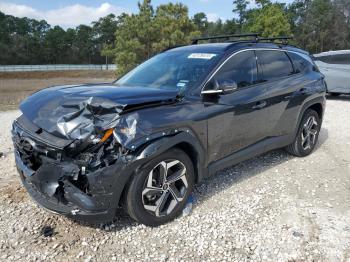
left=288, top=52, right=315, bottom=73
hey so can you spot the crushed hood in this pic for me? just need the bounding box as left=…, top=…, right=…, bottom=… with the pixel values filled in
left=19, top=83, right=178, bottom=140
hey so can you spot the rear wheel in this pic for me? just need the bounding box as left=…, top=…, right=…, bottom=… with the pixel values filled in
left=286, top=109, right=321, bottom=157
left=125, top=148, right=194, bottom=226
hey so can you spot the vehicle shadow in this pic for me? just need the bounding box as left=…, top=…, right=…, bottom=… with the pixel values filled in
left=194, top=127, right=328, bottom=207
left=77, top=128, right=329, bottom=231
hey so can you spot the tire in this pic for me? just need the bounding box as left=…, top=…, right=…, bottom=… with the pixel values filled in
left=125, top=148, right=195, bottom=226
left=286, top=109, right=321, bottom=157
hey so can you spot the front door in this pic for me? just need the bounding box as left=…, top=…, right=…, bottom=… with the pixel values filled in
left=205, top=50, right=273, bottom=162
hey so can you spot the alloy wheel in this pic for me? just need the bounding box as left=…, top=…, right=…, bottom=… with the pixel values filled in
left=141, top=160, right=188, bottom=217
left=301, top=116, right=318, bottom=150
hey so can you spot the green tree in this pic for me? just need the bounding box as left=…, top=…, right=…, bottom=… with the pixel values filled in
left=110, top=0, right=200, bottom=76
left=92, top=14, right=119, bottom=45
left=1, top=0, right=350, bottom=65
left=93, top=13, right=120, bottom=65
left=287, top=0, right=350, bottom=53
left=153, top=3, right=200, bottom=51
left=223, top=19, right=239, bottom=34
left=64, top=28, right=77, bottom=63
left=255, top=0, right=272, bottom=8
left=111, top=0, right=157, bottom=75
left=74, top=25, right=95, bottom=63
left=43, top=26, right=67, bottom=63
left=233, top=0, right=249, bottom=29
left=247, top=4, right=291, bottom=37
left=193, top=12, right=209, bottom=35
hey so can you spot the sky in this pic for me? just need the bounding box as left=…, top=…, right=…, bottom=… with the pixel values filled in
left=0, top=0, right=294, bottom=28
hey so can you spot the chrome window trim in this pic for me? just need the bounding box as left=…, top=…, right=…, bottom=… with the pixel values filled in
left=200, top=48, right=309, bottom=95
left=201, top=89, right=224, bottom=94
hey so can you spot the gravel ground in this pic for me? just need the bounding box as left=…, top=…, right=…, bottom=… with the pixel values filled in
left=0, top=97, right=349, bottom=261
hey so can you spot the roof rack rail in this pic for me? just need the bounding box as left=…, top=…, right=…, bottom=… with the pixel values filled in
left=191, top=34, right=293, bottom=45
left=191, top=33, right=260, bottom=44
left=258, top=36, right=293, bottom=44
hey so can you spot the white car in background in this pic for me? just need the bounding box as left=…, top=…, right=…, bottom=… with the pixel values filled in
left=313, top=50, right=350, bottom=95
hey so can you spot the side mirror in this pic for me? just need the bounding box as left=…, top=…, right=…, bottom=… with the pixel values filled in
left=201, top=79, right=238, bottom=95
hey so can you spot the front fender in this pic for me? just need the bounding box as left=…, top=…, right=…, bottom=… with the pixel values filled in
left=135, top=130, right=207, bottom=182
left=105, top=130, right=207, bottom=215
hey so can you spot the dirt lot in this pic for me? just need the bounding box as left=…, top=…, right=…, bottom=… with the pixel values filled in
left=0, top=96, right=349, bottom=261
left=0, top=71, right=115, bottom=111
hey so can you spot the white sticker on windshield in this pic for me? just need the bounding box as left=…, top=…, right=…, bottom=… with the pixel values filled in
left=188, top=53, right=217, bottom=60
left=177, top=82, right=187, bottom=87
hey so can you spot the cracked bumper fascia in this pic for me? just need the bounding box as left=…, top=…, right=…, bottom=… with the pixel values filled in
left=14, top=149, right=133, bottom=222
left=14, top=141, right=161, bottom=223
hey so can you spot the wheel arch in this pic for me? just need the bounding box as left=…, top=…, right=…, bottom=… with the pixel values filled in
left=117, top=131, right=207, bottom=207
left=308, top=103, right=324, bottom=121
left=294, top=96, right=325, bottom=138
left=134, top=131, right=207, bottom=182
left=173, top=141, right=202, bottom=183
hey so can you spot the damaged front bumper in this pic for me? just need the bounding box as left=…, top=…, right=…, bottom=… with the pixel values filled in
left=12, top=115, right=137, bottom=223
left=14, top=151, right=123, bottom=221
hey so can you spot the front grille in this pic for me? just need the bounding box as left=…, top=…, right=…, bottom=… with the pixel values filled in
left=13, top=136, right=38, bottom=169
left=12, top=120, right=63, bottom=171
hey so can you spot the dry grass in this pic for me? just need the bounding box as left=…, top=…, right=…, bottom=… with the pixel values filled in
left=0, top=70, right=116, bottom=79
left=0, top=70, right=116, bottom=111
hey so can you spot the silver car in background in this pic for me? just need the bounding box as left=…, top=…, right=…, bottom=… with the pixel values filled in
left=314, top=50, right=350, bottom=95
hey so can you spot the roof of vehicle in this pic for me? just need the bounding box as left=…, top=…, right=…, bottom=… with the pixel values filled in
left=314, top=50, right=350, bottom=57
left=165, top=43, right=233, bottom=53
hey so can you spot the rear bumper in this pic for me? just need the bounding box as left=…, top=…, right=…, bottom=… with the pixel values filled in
left=14, top=150, right=124, bottom=223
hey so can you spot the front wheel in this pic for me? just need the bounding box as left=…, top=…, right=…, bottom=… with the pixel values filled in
left=125, top=148, right=194, bottom=226
left=286, top=109, right=321, bottom=157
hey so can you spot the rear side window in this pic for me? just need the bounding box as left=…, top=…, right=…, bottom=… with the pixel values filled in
left=288, top=52, right=314, bottom=73
left=256, top=50, right=294, bottom=82
left=206, top=50, right=258, bottom=89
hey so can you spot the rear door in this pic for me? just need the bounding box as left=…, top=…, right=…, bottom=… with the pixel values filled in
left=254, top=50, right=302, bottom=137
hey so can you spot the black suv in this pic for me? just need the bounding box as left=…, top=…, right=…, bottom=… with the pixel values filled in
left=12, top=34, right=326, bottom=226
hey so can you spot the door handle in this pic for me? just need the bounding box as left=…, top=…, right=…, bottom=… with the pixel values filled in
left=252, top=100, right=267, bottom=110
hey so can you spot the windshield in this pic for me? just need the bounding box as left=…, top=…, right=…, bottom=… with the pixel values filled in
left=115, top=50, right=222, bottom=91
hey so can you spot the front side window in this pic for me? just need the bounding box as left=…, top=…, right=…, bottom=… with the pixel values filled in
left=256, top=50, right=294, bottom=82
left=115, top=51, right=222, bottom=91
left=204, top=50, right=258, bottom=90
